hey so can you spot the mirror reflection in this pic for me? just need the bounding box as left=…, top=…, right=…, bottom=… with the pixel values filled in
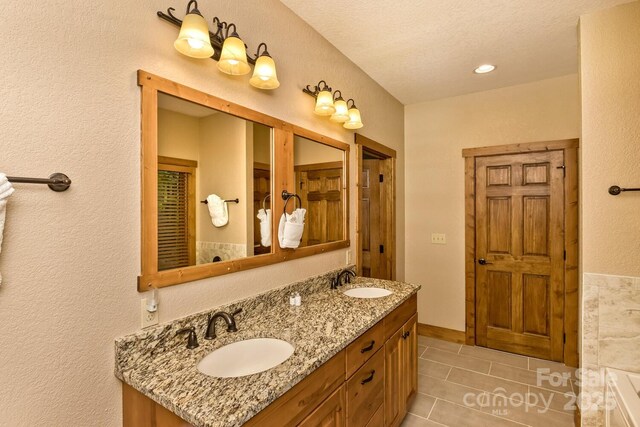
left=157, top=93, right=272, bottom=271
left=293, top=136, right=345, bottom=247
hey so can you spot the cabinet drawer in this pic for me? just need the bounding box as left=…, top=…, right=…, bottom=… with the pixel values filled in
left=384, top=294, right=417, bottom=340
left=346, top=320, right=384, bottom=378
left=346, top=348, right=385, bottom=427
left=245, top=350, right=345, bottom=427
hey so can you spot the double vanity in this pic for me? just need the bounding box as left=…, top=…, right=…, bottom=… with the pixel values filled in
left=115, top=269, right=420, bottom=427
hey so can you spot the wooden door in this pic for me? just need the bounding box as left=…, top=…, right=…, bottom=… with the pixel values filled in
left=298, top=385, right=346, bottom=427
left=384, top=328, right=404, bottom=427
left=360, top=158, right=393, bottom=279
left=361, top=159, right=381, bottom=277
left=402, top=315, right=418, bottom=405
left=296, top=163, right=343, bottom=246
left=475, top=151, right=565, bottom=361
left=253, top=164, right=271, bottom=255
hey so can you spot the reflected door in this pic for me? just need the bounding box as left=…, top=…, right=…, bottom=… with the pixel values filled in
left=475, top=151, right=565, bottom=361
left=295, top=162, right=343, bottom=246
left=253, top=163, right=271, bottom=255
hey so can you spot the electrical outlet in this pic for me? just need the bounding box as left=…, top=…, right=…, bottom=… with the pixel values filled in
left=346, top=250, right=352, bottom=265
left=141, top=299, right=158, bottom=329
left=431, top=233, right=447, bottom=244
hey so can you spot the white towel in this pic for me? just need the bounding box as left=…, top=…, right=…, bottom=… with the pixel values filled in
left=257, top=208, right=271, bottom=247
left=0, top=174, right=15, bottom=286
left=278, top=208, right=306, bottom=249
left=206, top=194, right=228, bottom=228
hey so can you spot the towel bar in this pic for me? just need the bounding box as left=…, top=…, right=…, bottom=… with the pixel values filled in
left=201, top=198, right=239, bottom=204
left=608, top=185, right=640, bottom=196
left=6, top=173, right=71, bottom=192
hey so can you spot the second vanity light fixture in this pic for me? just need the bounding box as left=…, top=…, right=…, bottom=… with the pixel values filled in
left=303, top=81, right=364, bottom=130
left=158, top=0, right=280, bottom=90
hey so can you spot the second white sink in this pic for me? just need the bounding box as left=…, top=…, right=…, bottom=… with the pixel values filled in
left=197, top=338, right=294, bottom=378
left=344, top=287, right=393, bottom=299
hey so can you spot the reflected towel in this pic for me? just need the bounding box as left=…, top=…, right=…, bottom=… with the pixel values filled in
left=278, top=208, right=306, bottom=249
left=206, top=194, right=228, bottom=228
left=0, top=173, right=15, bottom=285
left=257, top=208, right=271, bottom=247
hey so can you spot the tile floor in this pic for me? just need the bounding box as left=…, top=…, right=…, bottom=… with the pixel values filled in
left=402, top=336, right=577, bottom=427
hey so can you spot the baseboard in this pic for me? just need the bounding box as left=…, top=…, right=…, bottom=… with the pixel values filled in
left=417, top=323, right=466, bottom=344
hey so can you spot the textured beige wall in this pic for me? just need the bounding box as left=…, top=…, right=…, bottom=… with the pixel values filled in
left=405, top=75, right=581, bottom=330
left=580, top=1, right=640, bottom=277
left=0, top=0, right=404, bottom=425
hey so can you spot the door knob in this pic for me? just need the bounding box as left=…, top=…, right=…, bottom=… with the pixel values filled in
left=478, top=258, right=492, bottom=265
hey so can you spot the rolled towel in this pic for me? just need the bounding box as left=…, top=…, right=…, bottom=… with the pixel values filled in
left=206, top=194, right=228, bottom=228
left=0, top=173, right=15, bottom=286
left=257, top=208, right=271, bottom=247
left=278, top=208, right=306, bottom=249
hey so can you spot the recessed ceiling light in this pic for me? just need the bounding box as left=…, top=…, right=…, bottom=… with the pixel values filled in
left=474, top=64, right=496, bottom=74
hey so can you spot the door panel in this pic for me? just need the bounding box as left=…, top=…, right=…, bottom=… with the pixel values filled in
left=476, top=151, right=564, bottom=361
left=296, top=166, right=343, bottom=247
left=361, top=159, right=381, bottom=278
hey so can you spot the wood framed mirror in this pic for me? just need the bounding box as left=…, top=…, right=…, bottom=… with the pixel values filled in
left=138, top=70, right=350, bottom=290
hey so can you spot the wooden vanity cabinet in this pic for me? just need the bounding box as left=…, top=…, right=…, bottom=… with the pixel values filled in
left=122, top=295, right=417, bottom=427
left=384, top=311, right=418, bottom=427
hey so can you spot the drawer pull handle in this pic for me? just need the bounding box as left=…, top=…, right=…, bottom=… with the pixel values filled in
left=402, top=331, right=411, bottom=339
left=361, top=370, right=376, bottom=385
left=360, top=340, right=376, bottom=353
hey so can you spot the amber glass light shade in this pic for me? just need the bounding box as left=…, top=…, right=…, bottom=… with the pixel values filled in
left=314, top=89, right=335, bottom=116
left=218, top=35, right=251, bottom=75
left=343, top=106, right=364, bottom=129
left=174, top=12, right=214, bottom=58
left=249, top=54, right=280, bottom=89
left=330, top=98, right=349, bottom=123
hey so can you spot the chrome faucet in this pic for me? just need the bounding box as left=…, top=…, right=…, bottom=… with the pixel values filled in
left=331, top=269, right=356, bottom=289
left=205, top=308, right=242, bottom=340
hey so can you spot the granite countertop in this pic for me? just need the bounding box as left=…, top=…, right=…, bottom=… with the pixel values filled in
left=115, top=271, right=420, bottom=427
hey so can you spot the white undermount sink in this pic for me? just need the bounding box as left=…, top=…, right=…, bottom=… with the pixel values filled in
left=343, top=287, right=393, bottom=299
left=197, top=338, right=294, bottom=378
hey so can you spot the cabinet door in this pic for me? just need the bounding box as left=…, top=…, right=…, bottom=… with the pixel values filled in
left=402, top=314, right=418, bottom=405
left=298, top=385, right=346, bottom=427
left=384, top=328, right=405, bottom=427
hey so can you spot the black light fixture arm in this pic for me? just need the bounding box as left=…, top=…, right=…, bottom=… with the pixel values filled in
left=157, top=6, right=256, bottom=65
left=333, top=90, right=345, bottom=101
left=254, top=42, right=271, bottom=59
left=303, top=80, right=332, bottom=97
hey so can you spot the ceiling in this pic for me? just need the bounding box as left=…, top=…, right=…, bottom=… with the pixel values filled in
left=280, top=0, right=634, bottom=104
left=158, top=93, right=218, bottom=118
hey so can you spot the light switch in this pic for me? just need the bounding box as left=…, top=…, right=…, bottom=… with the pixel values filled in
left=431, top=233, right=446, bottom=244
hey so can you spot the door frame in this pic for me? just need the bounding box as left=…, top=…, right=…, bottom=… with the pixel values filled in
left=462, top=139, right=579, bottom=367
left=355, top=134, right=397, bottom=280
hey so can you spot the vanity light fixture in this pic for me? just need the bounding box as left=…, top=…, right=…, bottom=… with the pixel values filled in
left=173, top=0, right=214, bottom=58
left=158, top=2, right=280, bottom=89
left=217, top=24, right=251, bottom=76
left=303, top=81, right=364, bottom=129
left=313, top=81, right=336, bottom=116
left=474, top=64, right=496, bottom=74
left=249, top=43, right=280, bottom=90
left=343, top=99, right=364, bottom=130
left=330, top=91, right=350, bottom=123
